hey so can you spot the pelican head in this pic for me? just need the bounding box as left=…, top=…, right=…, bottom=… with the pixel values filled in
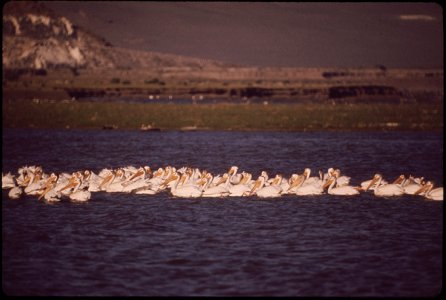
left=228, top=166, right=238, bottom=176
left=365, top=174, right=382, bottom=191
left=261, top=171, right=269, bottom=181
left=333, top=169, right=341, bottom=178
left=115, top=169, right=125, bottom=178
left=153, top=168, right=164, bottom=177
left=272, top=174, right=283, bottom=185
left=83, top=170, right=91, bottom=180
left=289, top=174, right=298, bottom=183
left=241, top=172, right=252, bottom=184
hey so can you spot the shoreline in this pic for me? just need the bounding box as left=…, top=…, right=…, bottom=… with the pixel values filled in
left=3, top=101, right=443, bottom=132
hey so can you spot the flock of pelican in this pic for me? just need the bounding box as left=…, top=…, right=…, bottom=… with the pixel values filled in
left=2, top=165, right=443, bottom=202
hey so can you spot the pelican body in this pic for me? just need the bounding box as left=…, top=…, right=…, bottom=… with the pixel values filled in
left=365, top=174, right=404, bottom=197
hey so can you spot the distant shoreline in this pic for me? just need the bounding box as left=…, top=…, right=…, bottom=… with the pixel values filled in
left=3, top=66, right=443, bottom=103
left=3, top=101, right=443, bottom=132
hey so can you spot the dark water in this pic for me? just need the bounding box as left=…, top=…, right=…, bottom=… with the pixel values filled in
left=2, top=129, right=443, bottom=296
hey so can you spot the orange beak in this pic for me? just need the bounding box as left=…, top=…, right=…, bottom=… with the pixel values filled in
left=365, top=176, right=379, bottom=191
left=60, top=177, right=77, bottom=192
left=322, top=178, right=334, bottom=190
left=99, top=174, right=114, bottom=189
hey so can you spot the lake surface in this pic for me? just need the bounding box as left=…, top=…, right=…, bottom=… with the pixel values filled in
left=2, top=129, right=443, bottom=296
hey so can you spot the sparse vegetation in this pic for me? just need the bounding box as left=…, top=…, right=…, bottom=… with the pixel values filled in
left=3, top=101, right=443, bottom=131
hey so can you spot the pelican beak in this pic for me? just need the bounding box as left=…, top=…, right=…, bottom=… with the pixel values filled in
left=22, top=175, right=31, bottom=187
left=161, top=173, right=177, bottom=187
left=60, top=178, right=77, bottom=192
left=392, top=175, right=404, bottom=184
left=38, top=183, right=53, bottom=200
left=99, top=174, right=113, bottom=189
left=414, top=184, right=429, bottom=195
left=322, top=178, right=333, bottom=190
left=128, top=169, right=144, bottom=181
left=249, top=179, right=262, bottom=195
left=287, top=175, right=303, bottom=191
left=180, top=174, right=188, bottom=185
left=365, top=176, right=378, bottom=191
left=272, top=175, right=281, bottom=185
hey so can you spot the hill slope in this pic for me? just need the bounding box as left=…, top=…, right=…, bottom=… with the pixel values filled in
left=2, top=1, right=229, bottom=70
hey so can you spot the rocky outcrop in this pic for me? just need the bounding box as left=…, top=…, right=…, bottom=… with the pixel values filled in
left=3, top=1, right=115, bottom=70
left=2, top=1, right=228, bottom=71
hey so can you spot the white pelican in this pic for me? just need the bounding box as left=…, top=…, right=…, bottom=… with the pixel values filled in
left=201, top=173, right=230, bottom=198
left=283, top=174, right=303, bottom=194
left=60, top=174, right=91, bottom=202
left=3, top=172, right=23, bottom=199
left=15, top=166, right=28, bottom=186
left=246, top=175, right=266, bottom=196
left=228, top=166, right=242, bottom=185
left=255, top=174, right=283, bottom=198
left=136, top=166, right=171, bottom=194
left=323, top=176, right=360, bottom=196
left=228, top=171, right=253, bottom=196
left=8, top=186, right=23, bottom=199
left=260, top=171, right=270, bottom=185
left=365, top=174, right=404, bottom=197
left=414, top=181, right=443, bottom=201
left=99, top=169, right=126, bottom=192
left=322, top=168, right=335, bottom=181
left=300, top=168, right=323, bottom=187
left=360, top=175, right=388, bottom=191
left=122, top=165, right=139, bottom=178
left=401, top=175, right=423, bottom=195
left=292, top=168, right=325, bottom=195
left=295, top=175, right=324, bottom=196
left=332, top=169, right=351, bottom=187
left=163, top=171, right=202, bottom=198
left=121, top=166, right=152, bottom=193
left=23, top=167, right=46, bottom=195
left=132, top=167, right=167, bottom=195
left=277, top=174, right=292, bottom=192
left=98, top=168, right=114, bottom=178
left=47, top=172, right=73, bottom=197
left=38, top=173, right=62, bottom=202
left=2, top=172, right=16, bottom=189
left=82, top=170, right=103, bottom=192
left=182, top=167, right=201, bottom=185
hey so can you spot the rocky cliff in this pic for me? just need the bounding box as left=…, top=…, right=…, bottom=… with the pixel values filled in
left=2, top=1, right=228, bottom=70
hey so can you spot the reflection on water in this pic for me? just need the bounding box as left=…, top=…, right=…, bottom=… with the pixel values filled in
left=2, top=129, right=443, bottom=296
